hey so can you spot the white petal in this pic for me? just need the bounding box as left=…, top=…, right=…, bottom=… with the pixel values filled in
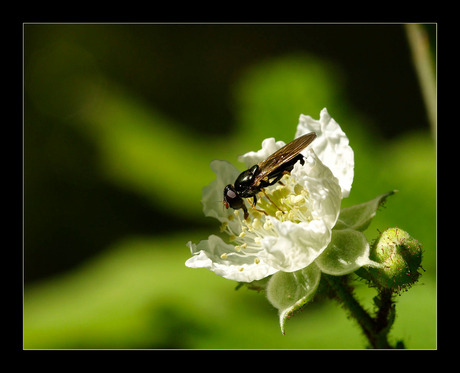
left=295, top=108, right=354, bottom=197
left=238, top=137, right=286, bottom=168
left=201, top=160, right=241, bottom=223
left=186, top=236, right=278, bottom=282
left=291, top=151, right=342, bottom=229
left=261, top=218, right=331, bottom=272
left=251, top=151, right=342, bottom=273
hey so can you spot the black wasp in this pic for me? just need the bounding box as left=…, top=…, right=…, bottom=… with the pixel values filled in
left=223, top=132, right=317, bottom=219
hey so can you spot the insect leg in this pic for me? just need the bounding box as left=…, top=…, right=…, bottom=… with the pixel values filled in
left=277, top=171, right=291, bottom=185
left=242, top=204, right=249, bottom=220
left=247, top=198, right=268, bottom=216
left=261, top=189, right=284, bottom=214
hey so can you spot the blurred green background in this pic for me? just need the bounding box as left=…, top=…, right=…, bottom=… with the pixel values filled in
left=24, top=23, right=436, bottom=349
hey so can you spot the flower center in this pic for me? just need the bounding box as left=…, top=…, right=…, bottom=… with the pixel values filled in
left=255, top=174, right=312, bottom=224
left=218, top=174, right=312, bottom=269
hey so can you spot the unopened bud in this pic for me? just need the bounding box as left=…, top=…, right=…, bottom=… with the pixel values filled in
left=368, top=228, right=423, bottom=293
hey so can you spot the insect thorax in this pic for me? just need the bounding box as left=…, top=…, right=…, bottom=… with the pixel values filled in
left=234, top=165, right=259, bottom=193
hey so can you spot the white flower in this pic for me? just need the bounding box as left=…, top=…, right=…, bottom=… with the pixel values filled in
left=186, top=108, right=375, bottom=285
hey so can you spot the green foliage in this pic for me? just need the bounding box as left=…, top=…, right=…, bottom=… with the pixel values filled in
left=335, top=191, right=397, bottom=232
left=266, top=265, right=321, bottom=335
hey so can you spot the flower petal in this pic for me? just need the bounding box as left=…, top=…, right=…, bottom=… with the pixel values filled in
left=315, top=229, right=374, bottom=275
left=295, top=108, right=354, bottom=197
left=186, top=235, right=278, bottom=282
left=238, top=137, right=286, bottom=168
left=201, top=160, right=241, bottom=222
left=256, top=152, right=342, bottom=273
left=291, top=151, right=342, bottom=229
left=261, top=218, right=331, bottom=272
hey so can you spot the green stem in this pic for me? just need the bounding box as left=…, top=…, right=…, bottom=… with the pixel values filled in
left=323, top=274, right=394, bottom=349
left=374, top=288, right=399, bottom=348
left=405, top=24, right=436, bottom=139
left=375, top=288, right=394, bottom=330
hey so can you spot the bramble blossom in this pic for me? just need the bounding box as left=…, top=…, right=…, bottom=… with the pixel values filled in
left=186, top=108, right=388, bottom=332
left=187, top=108, right=378, bottom=278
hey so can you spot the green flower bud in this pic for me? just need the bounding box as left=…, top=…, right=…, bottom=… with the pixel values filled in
left=368, top=228, right=423, bottom=293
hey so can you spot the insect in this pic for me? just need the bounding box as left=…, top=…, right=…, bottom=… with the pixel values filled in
left=223, top=132, right=317, bottom=219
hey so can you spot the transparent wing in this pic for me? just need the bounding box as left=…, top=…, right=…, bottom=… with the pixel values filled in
left=254, top=132, right=316, bottom=184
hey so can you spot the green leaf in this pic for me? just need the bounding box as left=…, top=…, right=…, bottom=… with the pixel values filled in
left=334, top=191, right=397, bottom=232
left=266, top=264, right=321, bottom=334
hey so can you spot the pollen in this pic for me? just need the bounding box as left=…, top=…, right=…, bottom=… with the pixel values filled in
left=263, top=219, right=274, bottom=231
left=287, top=209, right=299, bottom=221
left=294, top=184, right=304, bottom=195
left=256, top=173, right=311, bottom=225
left=291, top=195, right=305, bottom=205
left=254, top=257, right=260, bottom=264
left=252, top=218, right=263, bottom=230
left=235, top=243, right=247, bottom=252
left=220, top=253, right=228, bottom=259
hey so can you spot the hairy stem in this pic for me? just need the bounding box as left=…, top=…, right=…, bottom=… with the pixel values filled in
left=324, top=274, right=396, bottom=349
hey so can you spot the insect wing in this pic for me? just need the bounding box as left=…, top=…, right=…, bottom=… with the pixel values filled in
left=254, top=132, right=316, bottom=184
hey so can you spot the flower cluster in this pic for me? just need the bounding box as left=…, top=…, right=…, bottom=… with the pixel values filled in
left=186, top=109, right=387, bottom=332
